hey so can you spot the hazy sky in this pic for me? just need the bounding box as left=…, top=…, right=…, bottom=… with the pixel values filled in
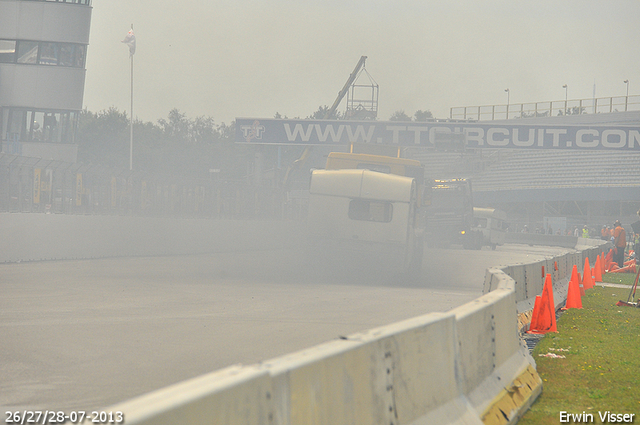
left=84, top=1, right=640, bottom=125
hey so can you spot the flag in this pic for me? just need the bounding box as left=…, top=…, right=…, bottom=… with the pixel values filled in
left=122, top=29, right=136, bottom=56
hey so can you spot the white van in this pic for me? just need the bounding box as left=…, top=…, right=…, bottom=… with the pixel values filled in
left=472, top=207, right=508, bottom=250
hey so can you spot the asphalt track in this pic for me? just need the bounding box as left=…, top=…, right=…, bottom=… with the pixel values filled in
left=0, top=244, right=572, bottom=413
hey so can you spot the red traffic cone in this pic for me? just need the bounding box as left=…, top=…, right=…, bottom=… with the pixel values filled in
left=563, top=270, right=583, bottom=310
left=583, top=257, right=594, bottom=290
left=570, top=265, right=585, bottom=296
left=527, top=295, right=542, bottom=334
left=610, top=263, right=637, bottom=273
left=594, top=255, right=603, bottom=283
left=528, top=274, right=557, bottom=334
left=605, top=249, right=613, bottom=271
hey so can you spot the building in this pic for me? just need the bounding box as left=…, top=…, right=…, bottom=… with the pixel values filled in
left=0, top=0, right=92, bottom=163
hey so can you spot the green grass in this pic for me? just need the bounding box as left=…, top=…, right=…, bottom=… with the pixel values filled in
left=518, top=282, right=640, bottom=424
left=602, top=270, right=638, bottom=286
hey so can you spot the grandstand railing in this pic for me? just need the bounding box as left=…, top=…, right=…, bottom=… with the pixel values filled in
left=450, top=95, right=640, bottom=121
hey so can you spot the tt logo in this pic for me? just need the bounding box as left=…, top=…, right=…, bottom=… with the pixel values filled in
left=241, top=121, right=265, bottom=142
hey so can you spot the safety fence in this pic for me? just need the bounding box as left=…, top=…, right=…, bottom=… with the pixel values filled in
left=72, top=238, right=609, bottom=425
left=450, top=95, right=640, bottom=121
left=0, top=153, right=303, bottom=220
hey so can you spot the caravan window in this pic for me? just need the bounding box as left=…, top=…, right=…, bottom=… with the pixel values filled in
left=475, top=217, right=488, bottom=228
left=349, top=199, right=393, bottom=222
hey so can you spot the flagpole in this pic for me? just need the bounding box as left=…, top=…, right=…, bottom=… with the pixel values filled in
left=129, top=24, right=134, bottom=171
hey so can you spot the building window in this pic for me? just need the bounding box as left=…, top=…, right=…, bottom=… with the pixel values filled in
left=2, top=108, right=78, bottom=144
left=39, top=42, right=59, bottom=65
left=22, top=0, right=92, bottom=5
left=1, top=40, right=86, bottom=68
left=0, top=40, right=16, bottom=63
left=17, top=41, right=38, bottom=64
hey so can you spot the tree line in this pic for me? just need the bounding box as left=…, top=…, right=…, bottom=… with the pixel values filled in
left=76, top=106, right=433, bottom=178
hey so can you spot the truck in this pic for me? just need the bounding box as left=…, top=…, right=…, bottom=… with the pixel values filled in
left=422, top=178, right=479, bottom=249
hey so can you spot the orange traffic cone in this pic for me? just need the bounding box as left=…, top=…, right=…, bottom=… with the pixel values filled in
left=563, top=271, right=583, bottom=310
left=541, top=265, right=545, bottom=278
left=594, top=255, right=603, bottom=283
left=583, top=257, right=594, bottom=290
left=527, top=295, right=542, bottom=334
left=601, top=253, right=606, bottom=276
left=610, top=263, right=637, bottom=273
left=578, top=272, right=585, bottom=296
left=528, top=274, right=557, bottom=334
left=570, top=264, right=579, bottom=284
left=544, top=274, right=558, bottom=333
left=605, top=249, right=614, bottom=271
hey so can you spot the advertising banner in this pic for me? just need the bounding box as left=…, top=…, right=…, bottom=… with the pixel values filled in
left=235, top=118, right=640, bottom=151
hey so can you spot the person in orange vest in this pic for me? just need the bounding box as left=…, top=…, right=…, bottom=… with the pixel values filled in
left=612, top=220, right=626, bottom=268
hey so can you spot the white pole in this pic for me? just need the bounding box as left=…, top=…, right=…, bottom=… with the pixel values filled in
left=129, top=24, right=134, bottom=171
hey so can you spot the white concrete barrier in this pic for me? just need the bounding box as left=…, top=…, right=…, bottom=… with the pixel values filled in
left=99, top=366, right=273, bottom=425
left=94, top=273, right=541, bottom=425
left=483, top=236, right=610, bottom=319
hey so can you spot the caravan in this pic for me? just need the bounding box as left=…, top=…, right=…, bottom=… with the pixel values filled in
left=472, top=207, right=508, bottom=250
left=307, top=168, right=423, bottom=275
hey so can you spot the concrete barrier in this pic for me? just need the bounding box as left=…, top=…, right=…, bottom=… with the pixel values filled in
left=91, top=271, right=541, bottom=425
left=96, top=365, right=273, bottom=425
left=483, top=233, right=609, bottom=333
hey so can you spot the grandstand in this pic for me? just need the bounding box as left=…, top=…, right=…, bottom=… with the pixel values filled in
left=406, top=111, right=640, bottom=230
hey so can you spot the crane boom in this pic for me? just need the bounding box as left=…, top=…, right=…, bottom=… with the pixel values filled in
left=282, top=56, right=368, bottom=188
left=325, top=56, right=367, bottom=118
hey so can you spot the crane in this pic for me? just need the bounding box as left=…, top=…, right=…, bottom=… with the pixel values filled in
left=282, top=56, right=368, bottom=189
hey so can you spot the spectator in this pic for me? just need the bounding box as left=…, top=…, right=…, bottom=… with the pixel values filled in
left=573, top=226, right=580, bottom=237
left=612, top=220, right=626, bottom=269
